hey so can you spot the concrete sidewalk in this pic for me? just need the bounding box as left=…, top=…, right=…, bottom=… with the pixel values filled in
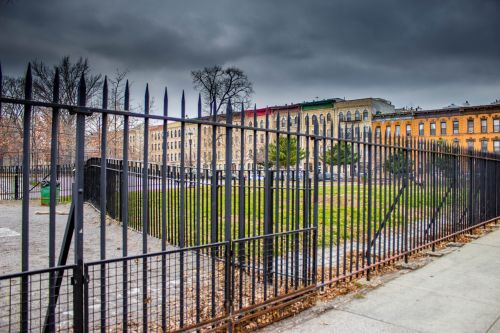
left=263, top=227, right=500, bottom=333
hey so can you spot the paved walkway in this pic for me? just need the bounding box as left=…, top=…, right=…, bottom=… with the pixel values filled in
left=263, top=226, right=500, bottom=333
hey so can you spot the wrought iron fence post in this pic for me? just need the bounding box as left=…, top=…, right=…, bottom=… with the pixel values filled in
left=119, top=160, right=123, bottom=222
left=404, top=138, right=409, bottom=263
left=366, top=130, right=373, bottom=281
left=312, top=117, right=319, bottom=285
left=468, top=153, right=474, bottom=228
left=431, top=142, right=437, bottom=252
left=20, top=63, right=32, bottom=333
left=264, top=169, right=274, bottom=284
left=73, top=74, right=87, bottom=333
left=224, top=100, right=234, bottom=316
left=263, top=109, right=273, bottom=290
left=452, top=148, right=458, bottom=240
left=226, top=240, right=235, bottom=332
left=14, top=165, right=20, bottom=200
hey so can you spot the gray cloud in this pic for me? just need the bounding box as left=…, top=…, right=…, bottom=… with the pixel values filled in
left=1, top=0, right=499, bottom=114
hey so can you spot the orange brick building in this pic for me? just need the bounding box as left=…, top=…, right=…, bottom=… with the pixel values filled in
left=372, top=103, right=500, bottom=153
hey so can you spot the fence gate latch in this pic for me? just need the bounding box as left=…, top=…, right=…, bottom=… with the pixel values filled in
left=71, top=273, right=89, bottom=285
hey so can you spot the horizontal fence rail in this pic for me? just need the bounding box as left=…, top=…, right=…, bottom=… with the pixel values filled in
left=0, top=62, right=499, bottom=332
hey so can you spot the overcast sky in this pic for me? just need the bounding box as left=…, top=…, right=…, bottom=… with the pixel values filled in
left=1, top=0, right=499, bottom=117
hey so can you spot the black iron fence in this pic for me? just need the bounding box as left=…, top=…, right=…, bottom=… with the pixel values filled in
left=84, top=159, right=316, bottom=247
left=0, top=164, right=74, bottom=201
left=0, top=62, right=499, bottom=332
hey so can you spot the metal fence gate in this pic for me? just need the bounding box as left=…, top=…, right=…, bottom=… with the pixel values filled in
left=0, top=63, right=499, bottom=332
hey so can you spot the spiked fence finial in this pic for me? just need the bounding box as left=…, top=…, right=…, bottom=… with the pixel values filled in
left=53, top=67, right=60, bottom=104
left=144, top=84, right=149, bottom=115
left=25, top=63, right=33, bottom=100
left=197, top=93, right=201, bottom=118
left=181, top=90, right=185, bottom=119
left=77, top=73, right=86, bottom=106
left=124, top=80, right=130, bottom=111
left=163, top=87, right=168, bottom=117
left=102, top=76, right=108, bottom=109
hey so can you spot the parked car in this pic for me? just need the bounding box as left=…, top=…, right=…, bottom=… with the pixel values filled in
left=249, top=173, right=265, bottom=181
left=318, top=172, right=331, bottom=181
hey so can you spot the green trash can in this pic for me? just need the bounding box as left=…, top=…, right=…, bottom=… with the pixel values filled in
left=41, top=180, right=60, bottom=206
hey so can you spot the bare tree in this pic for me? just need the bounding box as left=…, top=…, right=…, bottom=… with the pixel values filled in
left=191, top=65, right=253, bottom=116
left=0, top=76, right=59, bottom=166
left=107, top=69, right=129, bottom=158
left=30, top=57, right=104, bottom=163
left=0, top=76, right=25, bottom=165
left=32, top=56, right=102, bottom=106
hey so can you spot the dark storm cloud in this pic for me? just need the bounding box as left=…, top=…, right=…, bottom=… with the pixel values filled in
left=1, top=0, right=499, bottom=111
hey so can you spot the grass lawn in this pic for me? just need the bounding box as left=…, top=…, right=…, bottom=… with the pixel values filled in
left=124, top=179, right=459, bottom=247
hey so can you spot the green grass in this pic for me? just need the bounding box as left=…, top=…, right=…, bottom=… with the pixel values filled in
left=124, top=180, right=459, bottom=247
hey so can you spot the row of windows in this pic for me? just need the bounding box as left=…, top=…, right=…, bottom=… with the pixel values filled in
left=154, top=140, right=500, bottom=163
left=418, top=119, right=500, bottom=136
left=151, top=138, right=500, bottom=164
left=376, top=119, right=500, bottom=137
left=204, top=111, right=372, bottom=132
left=338, top=110, right=370, bottom=122
left=474, top=140, right=500, bottom=153
left=154, top=125, right=372, bottom=151
left=150, top=129, right=182, bottom=140
left=149, top=110, right=372, bottom=141
left=151, top=140, right=198, bottom=151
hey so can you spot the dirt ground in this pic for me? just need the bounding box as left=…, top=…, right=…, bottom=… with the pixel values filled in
left=0, top=200, right=174, bottom=275
left=0, top=200, right=223, bottom=332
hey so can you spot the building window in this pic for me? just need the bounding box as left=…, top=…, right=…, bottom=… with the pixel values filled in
left=346, top=111, right=352, bottom=121
left=494, top=140, right=500, bottom=153
left=339, top=128, right=344, bottom=138
left=319, top=114, right=325, bottom=124
left=453, top=121, right=459, bottom=134
left=419, top=122, right=424, bottom=136
left=467, top=141, right=474, bottom=151
left=281, top=118, right=286, bottom=128
left=385, top=126, right=391, bottom=138
left=481, top=119, right=487, bottom=133
left=467, top=119, right=474, bottom=133
left=494, top=119, right=500, bottom=133
left=406, top=124, right=411, bottom=136
left=327, top=113, right=332, bottom=122
left=375, top=126, right=381, bottom=138
left=395, top=125, right=401, bottom=137
left=260, top=120, right=264, bottom=128
left=440, top=121, right=446, bottom=135
left=363, top=110, right=369, bottom=121
left=346, top=128, right=352, bottom=139
left=481, top=140, right=488, bottom=152
left=355, top=111, right=361, bottom=121
left=339, top=112, right=344, bottom=122
left=430, top=122, right=436, bottom=136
